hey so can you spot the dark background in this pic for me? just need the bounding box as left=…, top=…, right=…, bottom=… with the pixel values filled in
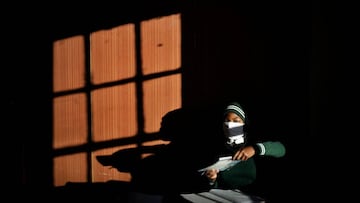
left=5, top=0, right=356, bottom=202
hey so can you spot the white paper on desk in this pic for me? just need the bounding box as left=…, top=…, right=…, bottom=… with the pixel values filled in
left=197, top=156, right=241, bottom=173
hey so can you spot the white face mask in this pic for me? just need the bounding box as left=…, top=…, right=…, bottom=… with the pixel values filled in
left=224, top=121, right=243, bottom=129
left=223, top=122, right=245, bottom=146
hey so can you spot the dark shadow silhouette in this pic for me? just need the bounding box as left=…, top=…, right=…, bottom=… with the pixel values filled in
left=96, top=144, right=167, bottom=173
left=95, top=106, right=226, bottom=201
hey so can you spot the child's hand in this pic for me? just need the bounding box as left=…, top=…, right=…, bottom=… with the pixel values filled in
left=205, top=169, right=219, bottom=182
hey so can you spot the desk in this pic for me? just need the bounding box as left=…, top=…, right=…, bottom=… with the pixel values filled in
left=180, top=189, right=265, bottom=203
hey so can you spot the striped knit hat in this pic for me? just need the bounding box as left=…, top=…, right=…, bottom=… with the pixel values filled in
left=224, top=102, right=246, bottom=122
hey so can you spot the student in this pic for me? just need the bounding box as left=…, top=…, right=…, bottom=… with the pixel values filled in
left=130, top=102, right=286, bottom=202
left=203, top=102, right=286, bottom=189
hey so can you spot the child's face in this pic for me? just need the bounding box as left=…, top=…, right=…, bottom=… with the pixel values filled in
left=223, top=112, right=245, bottom=149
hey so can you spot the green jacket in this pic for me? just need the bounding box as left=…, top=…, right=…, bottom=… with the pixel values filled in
left=213, top=141, right=286, bottom=189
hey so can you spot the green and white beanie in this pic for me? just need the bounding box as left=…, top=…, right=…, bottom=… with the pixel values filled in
left=224, top=102, right=246, bottom=122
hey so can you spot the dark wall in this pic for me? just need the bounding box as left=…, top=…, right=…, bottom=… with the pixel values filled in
left=181, top=3, right=311, bottom=201
left=6, top=0, right=352, bottom=202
